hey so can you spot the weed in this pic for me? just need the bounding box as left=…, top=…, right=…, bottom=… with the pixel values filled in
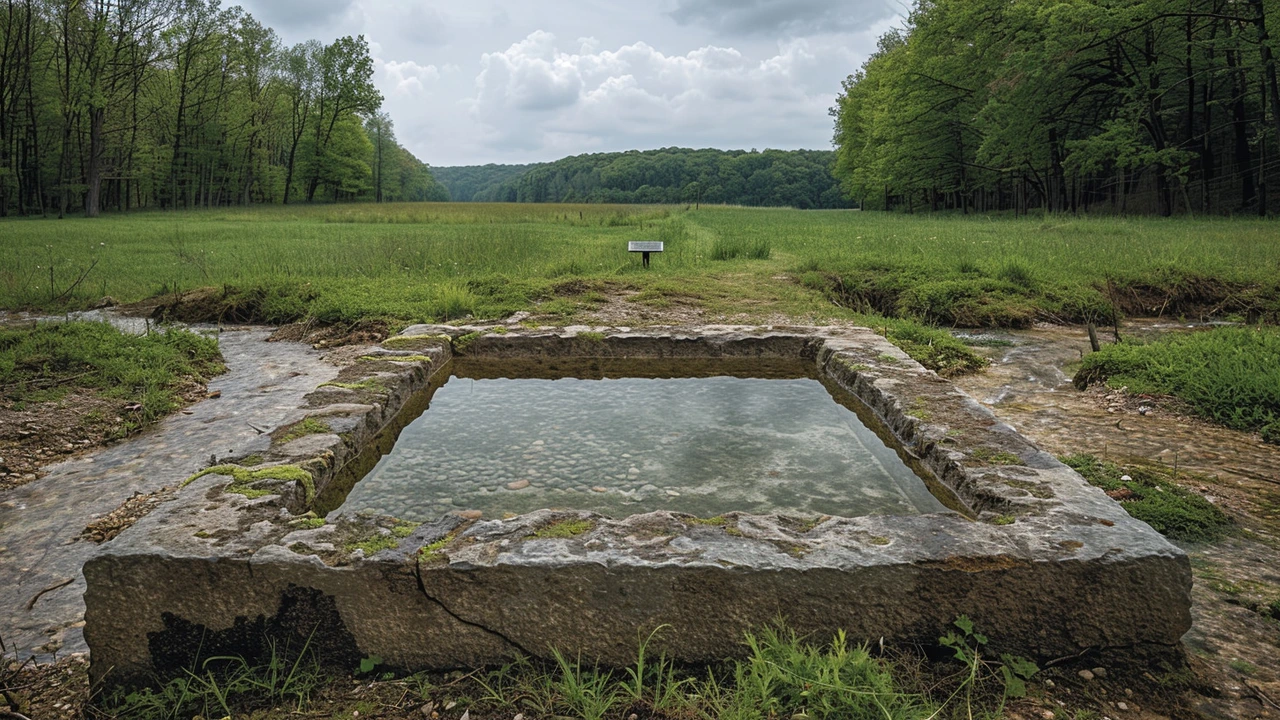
left=991, top=515, right=1016, bottom=526
left=1062, top=454, right=1233, bottom=542
left=452, top=331, right=483, bottom=352
left=184, top=464, right=314, bottom=503
left=577, top=331, right=606, bottom=342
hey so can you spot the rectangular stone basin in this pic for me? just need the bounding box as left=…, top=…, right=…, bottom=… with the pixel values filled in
left=329, top=360, right=951, bottom=521
left=83, top=325, right=1192, bottom=687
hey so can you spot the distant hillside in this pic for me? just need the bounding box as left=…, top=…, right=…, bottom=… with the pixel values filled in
left=430, top=164, right=539, bottom=202
left=437, top=148, right=851, bottom=209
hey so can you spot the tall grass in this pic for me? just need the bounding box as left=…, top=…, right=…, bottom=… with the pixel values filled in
left=0, top=321, right=223, bottom=427
left=1074, top=326, right=1280, bottom=440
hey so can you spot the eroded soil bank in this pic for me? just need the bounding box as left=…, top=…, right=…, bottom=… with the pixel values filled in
left=954, top=321, right=1280, bottom=719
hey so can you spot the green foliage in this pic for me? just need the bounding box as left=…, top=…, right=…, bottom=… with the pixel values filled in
left=939, top=615, right=1039, bottom=714
left=1062, top=454, right=1233, bottom=542
left=831, top=0, right=1279, bottom=216
left=1074, top=328, right=1280, bottom=436
left=0, top=321, right=223, bottom=430
left=438, top=148, right=854, bottom=208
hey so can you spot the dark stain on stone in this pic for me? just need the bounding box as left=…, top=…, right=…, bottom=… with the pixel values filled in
left=146, top=585, right=360, bottom=679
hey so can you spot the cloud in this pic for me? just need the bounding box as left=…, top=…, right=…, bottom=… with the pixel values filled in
left=243, top=0, right=357, bottom=31
left=669, top=0, right=898, bottom=37
left=467, top=32, right=832, bottom=155
left=379, top=58, right=441, bottom=96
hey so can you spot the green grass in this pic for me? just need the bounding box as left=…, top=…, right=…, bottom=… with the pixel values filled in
left=4, top=204, right=1279, bottom=374
left=99, top=618, right=1030, bottom=720
left=1074, top=327, right=1280, bottom=441
left=1061, top=454, right=1233, bottom=542
left=0, top=321, right=223, bottom=429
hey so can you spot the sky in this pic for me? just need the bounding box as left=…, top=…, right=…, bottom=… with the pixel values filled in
left=234, top=0, right=906, bottom=167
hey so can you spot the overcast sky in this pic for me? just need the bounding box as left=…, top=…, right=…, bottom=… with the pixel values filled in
left=234, top=0, right=905, bottom=167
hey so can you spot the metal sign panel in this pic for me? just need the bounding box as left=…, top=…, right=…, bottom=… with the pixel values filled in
left=628, top=241, right=664, bottom=253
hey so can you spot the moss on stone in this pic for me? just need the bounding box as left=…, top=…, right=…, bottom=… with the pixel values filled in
left=686, top=515, right=728, bottom=526
left=452, top=331, right=484, bottom=352
left=238, top=453, right=265, bottom=467
left=292, top=517, right=327, bottom=530
left=970, top=448, right=1020, bottom=466
left=346, top=535, right=399, bottom=555
left=183, top=463, right=314, bottom=502
left=532, top=518, right=595, bottom=539
left=358, top=354, right=434, bottom=364
left=382, top=334, right=451, bottom=350
left=578, top=331, right=606, bottom=343
left=991, top=515, right=1016, bottom=526
left=319, top=378, right=387, bottom=393
left=277, top=417, right=332, bottom=444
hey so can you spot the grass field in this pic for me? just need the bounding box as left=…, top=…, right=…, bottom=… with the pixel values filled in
left=2, top=203, right=1278, bottom=374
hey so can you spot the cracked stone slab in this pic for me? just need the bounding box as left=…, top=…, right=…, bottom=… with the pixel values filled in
left=82, top=325, right=1192, bottom=687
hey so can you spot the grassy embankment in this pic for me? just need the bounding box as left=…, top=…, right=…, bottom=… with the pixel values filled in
left=1074, top=326, right=1280, bottom=443
left=0, top=321, right=223, bottom=430
left=2, top=203, right=1278, bottom=377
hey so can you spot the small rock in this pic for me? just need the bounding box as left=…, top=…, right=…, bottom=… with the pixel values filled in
left=1117, top=701, right=1129, bottom=711
left=1040, top=711, right=1055, bottom=720
left=666, top=489, right=681, bottom=496
left=1119, top=476, right=1131, bottom=483
left=591, top=486, right=607, bottom=493
left=1044, top=679, right=1055, bottom=689
left=507, top=479, right=530, bottom=490
left=206, top=390, right=221, bottom=399
left=1092, top=666, right=1107, bottom=678
left=1077, top=669, right=1095, bottom=681
left=455, top=510, right=483, bottom=520
left=1124, top=688, right=1133, bottom=697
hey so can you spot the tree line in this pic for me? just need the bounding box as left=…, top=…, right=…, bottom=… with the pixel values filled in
left=435, top=148, right=854, bottom=209
left=0, top=0, right=445, bottom=218
left=832, top=0, right=1279, bottom=216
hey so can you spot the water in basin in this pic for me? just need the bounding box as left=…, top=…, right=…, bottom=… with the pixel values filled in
left=333, top=373, right=949, bottom=520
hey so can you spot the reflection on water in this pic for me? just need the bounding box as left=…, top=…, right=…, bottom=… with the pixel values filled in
left=334, top=375, right=947, bottom=520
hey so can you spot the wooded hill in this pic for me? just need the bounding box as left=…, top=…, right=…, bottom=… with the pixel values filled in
left=434, top=149, right=853, bottom=209
left=0, top=0, right=446, bottom=217
left=832, top=0, right=1280, bottom=216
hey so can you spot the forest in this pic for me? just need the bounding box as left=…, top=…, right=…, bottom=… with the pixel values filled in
left=435, top=148, right=853, bottom=209
left=831, top=0, right=1280, bottom=216
left=0, top=0, right=447, bottom=218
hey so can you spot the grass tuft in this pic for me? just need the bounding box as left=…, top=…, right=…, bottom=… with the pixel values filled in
left=1062, top=454, right=1233, bottom=542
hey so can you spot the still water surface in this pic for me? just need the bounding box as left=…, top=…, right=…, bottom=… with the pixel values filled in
left=334, top=375, right=948, bottom=520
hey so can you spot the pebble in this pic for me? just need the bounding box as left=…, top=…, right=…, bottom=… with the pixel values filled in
left=1092, top=666, right=1107, bottom=678
left=1116, top=701, right=1129, bottom=711
left=507, top=480, right=530, bottom=490
left=454, top=510, right=483, bottom=520
left=1044, top=679, right=1055, bottom=689
left=1077, top=669, right=1095, bottom=681
left=591, top=486, right=607, bottom=493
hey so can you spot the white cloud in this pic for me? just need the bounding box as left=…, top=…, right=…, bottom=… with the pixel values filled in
left=468, top=32, right=831, bottom=154
left=379, top=58, right=441, bottom=96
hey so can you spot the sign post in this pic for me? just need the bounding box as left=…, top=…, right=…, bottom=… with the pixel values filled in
left=627, top=241, right=664, bottom=268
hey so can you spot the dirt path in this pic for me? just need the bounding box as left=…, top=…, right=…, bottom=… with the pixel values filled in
left=0, top=326, right=338, bottom=659
left=953, top=321, right=1280, bottom=719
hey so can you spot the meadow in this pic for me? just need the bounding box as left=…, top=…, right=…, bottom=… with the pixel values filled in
left=2, top=203, right=1278, bottom=374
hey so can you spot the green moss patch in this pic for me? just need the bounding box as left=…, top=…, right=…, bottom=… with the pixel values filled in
left=1062, top=454, right=1233, bottom=542
left=184, top=463, right=315, bottom=503
left=532, top=518, right=595, bottom=539
left=381, top=334, right=451, bottom=350
left=358, top=354, right=434, bottom=364
left=276, top=417, right=332, bottom=444
left=319, top=378, right=387, bottom=393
